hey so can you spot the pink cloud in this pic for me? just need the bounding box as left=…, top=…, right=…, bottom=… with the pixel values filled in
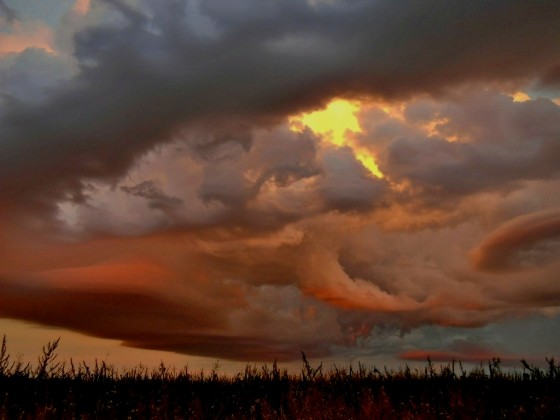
left=0, top=20, right=55, bottom=54
left=400, top=341, right=518, bottom=364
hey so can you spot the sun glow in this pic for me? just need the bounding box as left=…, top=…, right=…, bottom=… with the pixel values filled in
left=289, top=99, right=383, bottom=178
left=512, top=91, right=531, bottom=102
left=290, top=99, right=361, bottom=146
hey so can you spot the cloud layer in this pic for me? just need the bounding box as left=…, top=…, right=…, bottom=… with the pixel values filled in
left=1, top=0, right=560, bottom=362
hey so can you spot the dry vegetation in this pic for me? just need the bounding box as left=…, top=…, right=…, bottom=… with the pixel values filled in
left=1, top=336, right=559, bottom=419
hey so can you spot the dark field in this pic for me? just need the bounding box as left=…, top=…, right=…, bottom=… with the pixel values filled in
left=1, top=337, right=559, bottom=419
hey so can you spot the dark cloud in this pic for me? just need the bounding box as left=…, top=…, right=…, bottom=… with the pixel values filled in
left=2, top=0, right=560, bottom=216
left=0, top=0, right=17, bottom=23
left=0, top=48, right=74, bottom=104
left=539, top=65, right=560, bottom=88
left=317, top=146, right=387, bottom=212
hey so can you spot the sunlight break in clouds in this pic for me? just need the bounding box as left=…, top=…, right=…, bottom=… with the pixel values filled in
left=289, top=99, right=384, bottom=178
left=1, top=0, right=560, bottom=368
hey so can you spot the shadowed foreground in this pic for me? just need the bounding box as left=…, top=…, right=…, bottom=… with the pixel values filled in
left=1, top=337, right=559, bottom=419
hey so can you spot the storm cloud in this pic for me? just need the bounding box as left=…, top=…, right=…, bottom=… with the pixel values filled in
left=1, top=0, right=560, bottom=362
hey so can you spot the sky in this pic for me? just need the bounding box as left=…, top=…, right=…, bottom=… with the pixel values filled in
left=1, top=0, right=560, bottom=373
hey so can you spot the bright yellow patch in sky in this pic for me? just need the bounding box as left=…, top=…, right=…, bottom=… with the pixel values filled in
left=354, top=151, right=383, bottom=178
left=292, top=99, right=361, bottom=146
left=290, top=99, right=383, bottom=178
left=512, top=91, right=531, bottom=102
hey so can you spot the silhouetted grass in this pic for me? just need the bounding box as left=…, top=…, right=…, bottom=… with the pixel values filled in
left=1, top=335, right=559, bottom=418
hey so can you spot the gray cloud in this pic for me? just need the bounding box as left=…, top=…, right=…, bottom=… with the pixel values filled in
left=121, top=180, right=183, bottom=211
left=365, top=91, right=560, bottom=202
left=317, top=146, right=387, bottom=212
left=0, top=48, right=75, bottom=104
left=0, top=0, right=17, bottom=23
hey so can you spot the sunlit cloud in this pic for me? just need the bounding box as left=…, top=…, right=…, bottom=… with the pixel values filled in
left=511, top=91, right=531, bottom=102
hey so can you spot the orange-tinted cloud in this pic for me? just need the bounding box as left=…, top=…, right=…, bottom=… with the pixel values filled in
left=0, top=21, right=55, bottom=54
left=0, top=225, right=345, bottom=361
left=471, top=209, right=560, bottom=272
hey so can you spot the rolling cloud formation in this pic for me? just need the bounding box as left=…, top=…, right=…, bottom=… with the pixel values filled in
left=1, top=0, right=560, bottom=362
